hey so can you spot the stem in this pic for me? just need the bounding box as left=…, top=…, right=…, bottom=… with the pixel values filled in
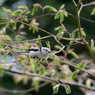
left=72, top=0, right=95, bottom=64
left=76, top=6, right=82, bottom=37
left=82, top=39, right=95, bottom=64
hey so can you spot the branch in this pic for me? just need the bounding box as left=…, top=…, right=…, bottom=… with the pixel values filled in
left=0, top=67, right=95, bottom=91
left=0, top=82, right=49, bottom=94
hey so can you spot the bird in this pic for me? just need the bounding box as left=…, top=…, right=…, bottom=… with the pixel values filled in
left=27, top=47, right=51, bottom=60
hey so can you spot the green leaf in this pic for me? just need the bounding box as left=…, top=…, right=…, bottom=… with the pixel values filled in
left=30, top=62, right=38, bottom=73
left=2, top=27, right=6, bottom=33
left=18, top=6, right=26, bottom=9
left=55, top=26, right=63, bottom=31
left=20, top=24, right=25, bottom=28
left=13, top=10, right=20, bottom=16
left=46, top=41, right=50, bottom=48
left=66, top=85, right=71, bottom=94
left=71, top=33, right=75, bottom=38
left=33, top=27, right=37, bottom=33
left=12, top=23, right=17, bottom=30
left=86, top=79, right=91, bottom=88
left=36, top=35, right=41, bottom=45
left=70, top=71, right=77, bottom=80
left=5, top=35, right=11, bottom=40
left=0, top=70, right=5, bottom=77
left=9, top=65, right=13, bottom=70
left=2, top=7, right=10, bottom=13
left=60, top=4, right=65, bottom=10
left=91, top=7, right=95, bottom=15
left=55, top=12, right=59, bottom=19
left=69, top=51, right=79, bottom=59
left=26, top=55, right=31, bottom=62
left=81, top=30, right=86, bottom=37
left=51, top=73, right=55, bottom=78
left=91, top=39, right=94, bottom=49
left=52, top=54, right=55, bottom=63
left=28, top=45, right=32, bottom=49
left=64, top=12, right=68, bottom=17
left=23, top=42, right=29, bottom=46
left=39, top=66, right=45, bottom=76
left=15, top=35, right=21, bottom=41
left=53, top=84, right=60, bottom=94
left=59, top=12, right=64, bottom=23
left=45, top=5, right=57, bottom=12
left=33, top=62, right=38, bottom=73
left=32, top=77, right=40, bottom=91
left=23, top=76, right=28, bottom=85
left=31, top=6, right=38, bottom=15
left=77, top=62, right=84, bottom=68
left=2, top=52, right=7, bottom=59
left=19, top=10, right=26, bottom=15
left=55, top=45, right=61, bottom=49
left=13, top=76, right=22, bottom=84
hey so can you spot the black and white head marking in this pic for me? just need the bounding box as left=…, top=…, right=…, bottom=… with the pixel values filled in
left=27, top=48, right=39, bottom=52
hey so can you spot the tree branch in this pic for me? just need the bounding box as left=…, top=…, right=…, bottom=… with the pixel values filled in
left=0, top=67, right=95, bottom=91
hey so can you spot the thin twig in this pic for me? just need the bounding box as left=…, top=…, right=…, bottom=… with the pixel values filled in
left=0, top=67, right=95, bottom=91
left=0, top=82, right=49, bottom=94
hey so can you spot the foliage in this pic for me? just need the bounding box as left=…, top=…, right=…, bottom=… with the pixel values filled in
left=0, top=0, right=95, bottom=95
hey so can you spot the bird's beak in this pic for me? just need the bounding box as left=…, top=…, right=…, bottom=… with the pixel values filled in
left=48, top=51, right=51, bottom=53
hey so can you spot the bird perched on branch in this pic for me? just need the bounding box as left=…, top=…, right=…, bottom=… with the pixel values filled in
left=27, top=47, right=51, bottom=60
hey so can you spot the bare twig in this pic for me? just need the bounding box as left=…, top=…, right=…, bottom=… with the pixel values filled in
left=0, top=82, right=49, bottom=94
left=0, top=67, right=95, bottom=91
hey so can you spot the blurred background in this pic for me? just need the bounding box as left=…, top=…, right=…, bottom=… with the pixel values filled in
left=0, top=0, right=95, bottom=95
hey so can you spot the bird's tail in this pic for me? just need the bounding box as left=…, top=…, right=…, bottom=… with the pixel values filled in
left=16, top=52, right=29, bottom=55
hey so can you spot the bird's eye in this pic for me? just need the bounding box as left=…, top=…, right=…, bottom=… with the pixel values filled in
left=45, top=50, right=47, bottom=52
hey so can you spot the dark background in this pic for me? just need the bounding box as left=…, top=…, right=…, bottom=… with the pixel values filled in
left=0, top=0, right=95, bottom=95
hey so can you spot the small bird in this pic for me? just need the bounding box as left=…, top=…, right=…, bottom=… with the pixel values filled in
left=27, top=47, right=51, bottom=60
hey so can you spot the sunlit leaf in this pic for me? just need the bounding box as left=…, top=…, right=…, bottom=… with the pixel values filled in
left=70, top=71, right=77, bottom=80
left=2, top=7, right=10, bottom=13
left=91, top=7, right=95, bottom=15
left=0, top=70, right=5, bottom=77
left=77, top=62, right=84, bottom=68
left=12, top=23, right=17, bottom=30
left=59, top=12, right=64, bottom=23
left=86, top=79, right=91, bottom=88
left=55, top=12, right=59, bottom=19
left=81, top=30, right=86, bottom=37
left=46, top=41, right=50, bottom=48
left=31, top=6, right=38, bottom=15
left=2, top=52, right=7, bottom=59
left=23, top=75, right=28, bottom=85
left=69, top=51, right=79, bottom=59
left=66, top=85, right=71, bottom=94
left=15, top=35, right=21, bottom=41
left=5, top=35, right=11, bottom=40
left=14, top=76, right=22, bottom=84
left=32, top=77, right=40, bottom=91
left=60, top=4, right=65, bottom=10
left=51, top=73, right=55, bottom=78
left=55, top=45, right=61, bottom=49
left=19, top=10, right=26, bottom=15
left=13, top=10, right=20, bottom=16
left=26, top=55, right=31, bottom=62
left=28, top=45, right=32, bottom=49
left=64, top=12, right=68, bottom=17
left=18, top=6, right=26, bottom=9
left=30, top=62, right=38, bottom=73
left=53, top=84, right=60, bottom=94
left=39, top=66, right=45, bottom=76
left=55, top=26, right=63, bottom=31
left=36, top=35, right=41, bottom=45
left=44, top=5, right=57, bottom=12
